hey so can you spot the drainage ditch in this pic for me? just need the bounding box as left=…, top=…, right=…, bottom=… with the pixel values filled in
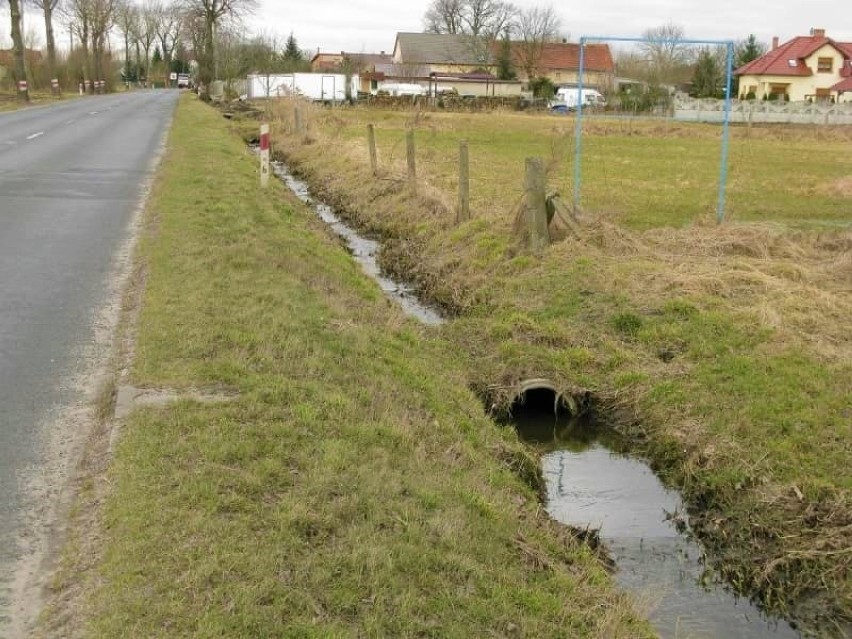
left=271, top=159, right=443, bottom=326
left=271, top=150, right=800, bottom=638
left=507, top=385, right=800, bottom=639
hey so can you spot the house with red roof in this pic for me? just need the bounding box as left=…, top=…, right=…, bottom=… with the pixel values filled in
left=501, top=41, right=615, bottom=89
left=736, top=28, right=852, bottom=103
left=389, top=33, right=614, bottom=93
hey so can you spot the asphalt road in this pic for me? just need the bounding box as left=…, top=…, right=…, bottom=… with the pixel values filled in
left=0, top=90, right=178, bottom=628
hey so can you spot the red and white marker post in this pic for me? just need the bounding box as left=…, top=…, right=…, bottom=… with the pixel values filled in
left=259, top=124, right=271, bottom=188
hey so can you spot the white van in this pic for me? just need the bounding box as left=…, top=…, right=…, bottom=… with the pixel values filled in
left=552, top=87, right=607, bottom=109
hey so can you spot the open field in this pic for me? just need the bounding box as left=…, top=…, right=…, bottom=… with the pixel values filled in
left=308, top=107, right=852, bottom=230
left=258, top=101, right=852, bottom=636
left=39, top=95, right=652, bottom=638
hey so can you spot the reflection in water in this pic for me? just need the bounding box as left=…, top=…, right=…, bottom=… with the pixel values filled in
left=511, top=389, right=800, bottom=639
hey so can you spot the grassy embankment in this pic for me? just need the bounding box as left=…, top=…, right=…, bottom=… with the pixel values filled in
left=0, top=90, right=77, bottom=112
left=44, top=95, right=654, bottom=637
left=259, top=103, right=852, bottom=635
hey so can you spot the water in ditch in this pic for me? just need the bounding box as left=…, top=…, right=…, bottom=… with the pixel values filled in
left=512, top=388, right=801, bottom=639
left=271, top=160, right=444, bottom=326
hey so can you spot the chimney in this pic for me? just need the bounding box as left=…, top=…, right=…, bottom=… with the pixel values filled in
left=811, top=28, right=826, bottom=38
left=772, top=36, right=779, bottom=50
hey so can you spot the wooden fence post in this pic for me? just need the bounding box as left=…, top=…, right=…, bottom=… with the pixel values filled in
left=294, top=106, right=303, bottom=137
left=406, top=129, right=417, bottom=195
left=525, top=158, right=550, bottom=251
left=457, top=140, right=470, bottom=224
left=367, top=124, right=378, bottom=175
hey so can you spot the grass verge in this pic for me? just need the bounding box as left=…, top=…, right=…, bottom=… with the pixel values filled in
left=44, top=94, right=653, bottom=638
left=259, top=100, right=851, bottom=637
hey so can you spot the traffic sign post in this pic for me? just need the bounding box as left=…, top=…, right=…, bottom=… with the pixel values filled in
left=51, top=78, right=60, bottom=96
left=259, top=124, right=271, bottom=188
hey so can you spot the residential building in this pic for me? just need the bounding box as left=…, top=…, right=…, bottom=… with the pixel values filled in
left=736, top=28, right=852, bottom=102
left=388, top=32, right=614, bottom=93
left=310, top=50, right=393, bottom=94
left=503, top=41, right=615, bottom=89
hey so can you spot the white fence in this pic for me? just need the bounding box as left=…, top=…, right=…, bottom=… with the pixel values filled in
left=675, top=97, right=852, bottom=125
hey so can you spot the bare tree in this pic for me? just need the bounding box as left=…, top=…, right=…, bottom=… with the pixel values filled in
left=424, top=0, right=465, bottom=34
left=27, top=0, right=61, bottom=80
left=180, top=0, right=258, bottom=99
left=7, top=0, right=30, bottom=99
left=66, top=0, right=93, bottom=86
left=116, top=0, right=139, bottom=83
left=639, top=22, right=693, bottom=84
left=424, top=0, right=515, bottom=38
left=90, top=0, right=117, bottom=86
left=514, top=4, right=560, bottom=79
left=137, top=0, right=158, bottom=84
left=462, top=0, right=514, bottom=38
left=154, top=0, right=181, bottom=67
left=424, top=0, right=516, bottom=67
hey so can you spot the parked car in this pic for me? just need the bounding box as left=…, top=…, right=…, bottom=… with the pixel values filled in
left=549, top=103, right=576, bottom=114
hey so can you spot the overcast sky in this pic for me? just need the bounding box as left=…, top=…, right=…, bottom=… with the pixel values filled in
left=1, top=0, right=850, bottom=54
left=248, top=0, right=851, bottom=54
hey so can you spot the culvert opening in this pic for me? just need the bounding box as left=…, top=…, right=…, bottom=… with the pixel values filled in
left=503, top=381, right=583, bottom=446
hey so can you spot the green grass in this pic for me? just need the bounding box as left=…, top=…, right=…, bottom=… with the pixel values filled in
left=77, top=96, right=651, bottom=638
left=315, top=108, right=852, bottom=229
left=267, top=101, right=852, bottom=635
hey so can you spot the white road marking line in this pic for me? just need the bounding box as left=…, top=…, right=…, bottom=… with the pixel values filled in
left=26, top=132, right=44, bottom=140
left=89, top=111, right=99, bottom=115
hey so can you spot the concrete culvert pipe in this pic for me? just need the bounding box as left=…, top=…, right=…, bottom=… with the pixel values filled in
left=509, top=379, right=578, bottom=420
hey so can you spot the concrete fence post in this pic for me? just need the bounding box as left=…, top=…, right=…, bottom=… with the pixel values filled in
left=525, top=157, right=550, bottom=251
left=457, top=140, right=470, bottom=224
left=406, top=129, right=417, bottom=195
left=367, top=124, right=378, bottom=175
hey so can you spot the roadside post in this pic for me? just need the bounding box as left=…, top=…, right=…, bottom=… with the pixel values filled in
left=457, top=140, right=470, bottom=224
left=367, top=124, right=378, bottom=175
left=406, top=129, right=417, bottom=195
left=17, top=80, right=28, bottom=100
left=260, top=124, right=271, bottom=188
left=51, top=78, right=60, bottom=96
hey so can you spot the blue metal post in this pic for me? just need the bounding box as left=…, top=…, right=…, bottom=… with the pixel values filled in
left=573, top=38, right=586, bottom=210
left=717, top=42, right=735, bottom=224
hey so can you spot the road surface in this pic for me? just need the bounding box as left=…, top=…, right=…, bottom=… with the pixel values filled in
left=0, top=90, right=178, bottom=634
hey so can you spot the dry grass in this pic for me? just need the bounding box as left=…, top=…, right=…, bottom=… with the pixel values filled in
left=260, top=99, right=852, bottom=636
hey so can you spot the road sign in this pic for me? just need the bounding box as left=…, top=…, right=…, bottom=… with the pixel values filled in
left=170, top=72, right=178, bottom=81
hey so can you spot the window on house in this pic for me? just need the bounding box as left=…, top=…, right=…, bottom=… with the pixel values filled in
left=787, top=59, right=797, bottom=67
left=817, top=57, right=833, bottom=73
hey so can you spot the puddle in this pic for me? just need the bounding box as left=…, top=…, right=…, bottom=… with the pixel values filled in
left=510, top=387, right=801, bottom=639
left=270, top=160, right=444, bottom=326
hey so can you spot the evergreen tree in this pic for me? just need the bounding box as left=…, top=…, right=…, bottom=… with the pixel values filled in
left=496, top=29, right=516, bottom=80
left=692, top=48, right=723, bottom=98
left=736, top=34, right=765, bottom=68
left=284, top=32, right=302, bottom=62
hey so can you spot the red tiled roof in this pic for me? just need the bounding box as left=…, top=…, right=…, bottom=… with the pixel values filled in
left=490, top=41, right=614, bottom=73
left=537, top=42, right=614, bottom=72
left=736, top=35, right=850, bottom=76
left=832, top=77, right=852, bottom=92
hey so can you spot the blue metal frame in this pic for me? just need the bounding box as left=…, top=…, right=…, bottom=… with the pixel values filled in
left=573, top=36, right=736, bottom=224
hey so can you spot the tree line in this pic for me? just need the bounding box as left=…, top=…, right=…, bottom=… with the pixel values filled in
left=2, top=0, right=267, bottom=101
